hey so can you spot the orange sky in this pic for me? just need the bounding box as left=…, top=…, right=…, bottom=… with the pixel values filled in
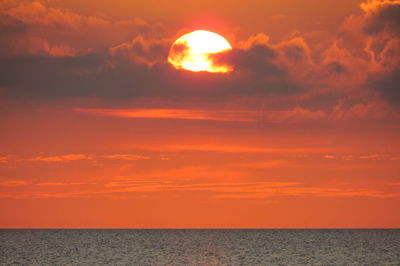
left=0, top=0, right=399, bottom=228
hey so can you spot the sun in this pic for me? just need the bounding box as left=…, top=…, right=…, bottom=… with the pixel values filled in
left=168, top=30, right=232, bottom=73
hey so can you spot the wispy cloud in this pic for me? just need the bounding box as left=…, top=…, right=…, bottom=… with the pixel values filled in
left=342, top=155, right=355, bottom=161
left=0, top=156, right=9, bottom=163
left=29, top=154, right=93, bottom=162
left=0, top=180, right=29, bottom=187
left=105, top=180, right=303, bottom=193
left=359, top=154, right=387, bottom=159
left=214, top=189, right=400, bottom=199
left=101, top=154, right=151, bottom=160
left=1, top=179, right=399, bottom=199
left=3, top=153, right=153, bottom=164
left=103, top=176, right=400, bottom=199
left=36, top=182, right=67, bottom=186
left=132, top=144, right=333, bottom=153
left=75, top=108, right=258, bottom=122
left=101, top=179, right=399, bottom=200
left=214, top=186, right=400, bottom=199
left=233, top=160, right=289, bottom=168
left=322, top=154, right=393, bottom=160
left=74, top=107, right=326, bottom=123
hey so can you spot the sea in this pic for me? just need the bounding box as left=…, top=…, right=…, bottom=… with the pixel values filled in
left=1, top=229, right=399, bottom=265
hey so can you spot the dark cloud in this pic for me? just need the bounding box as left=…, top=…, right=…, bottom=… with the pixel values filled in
left=0, top=14, right=302, bottom=102
left=361, top=0, right=400, bottom=36
left=0, top=48, right=300, bottom=102
left=0, top=54, right=106, bottom=98
left=279, top=38, right=311, bottom=63
left=324, top=61, right=347, bottom=75
left=357, top=1, right=400, bottom=104
left=0, top=0, right=399, bottom=114
left=0, top=13, right=28, bottom=33
left=109, top=36, right=171, bottom=67
left=335, top=1, right=400, bottom=106
left=215, top=44, right=282, bottom=77
left=369, top=67, right=400, bottom=104
left=0, top=1, right=162, bottom=56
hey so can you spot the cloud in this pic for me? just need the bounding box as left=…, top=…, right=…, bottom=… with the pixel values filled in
left=331, top=99, right=395, bottom=119
left=29, top=153, right=93, bottom=162
left=35, top=182, right=66, bottom=186
left=0, top=53, right=108, bottom=98
left=1, top=1, right=108, bottom=30
left=102, top=154, right=151, bottom=160
left=3, top=153, right=154, bottom=163
left=214, top=33, right=283, bottom=78
left=104, top=179, right=174, bottom=188
left=0, top=0, right=399, bottom=117
left=0, top=1, right=159, bottom=56
left=261, top=107, right=326, bottom=122
left=130, top=144, right=334, bottom=153
left=109, top=36, right=171, bottom=67
left=75, top=108, right=259, bottom=122
left=75, top=107, right=326, bottom=123
left=0, top=180, right=28, bottom=187
left=211, top=33, right=301, bottom=95
left=275, top=37, right=315, bottom=82
left=233, top=160, right=289, bottom=168
left=2, top=179, right=398, bottom=199
left=360, top=0, right=400, bottom=36
left=323, top=153, right=393, bottom=161
left=0, top=21, right=303, bottom=102
left=214, top=187, right=400, bottom=199
left=107, top=181, right=304, bottom=193
left=340, top=0, right=400, bottom=104
left=324, top=153, right=392, bottom=162
left=359, top=154, right=387, bottom=159
left=342, top=155, right=355, bottom=161
left=369, top=66, right=400, bottom=104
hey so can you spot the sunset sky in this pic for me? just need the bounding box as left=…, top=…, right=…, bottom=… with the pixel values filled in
left=0, top=0, right=399, bottom=228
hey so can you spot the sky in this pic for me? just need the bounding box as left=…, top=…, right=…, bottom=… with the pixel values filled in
left=0, top=0, right=399, bottom=228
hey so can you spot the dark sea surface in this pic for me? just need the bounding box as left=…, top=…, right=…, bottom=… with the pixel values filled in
left=1, top=229, right=399, bottom=265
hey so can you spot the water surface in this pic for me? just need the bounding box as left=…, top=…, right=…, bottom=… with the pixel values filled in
left=1, top=229, right=399, bottom=265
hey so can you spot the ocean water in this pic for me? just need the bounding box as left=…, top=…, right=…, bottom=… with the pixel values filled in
left=1, top=229, right=399, bottom=265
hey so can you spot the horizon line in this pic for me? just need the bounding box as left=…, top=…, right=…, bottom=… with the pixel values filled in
left=1, top=228, right=399, bottom=230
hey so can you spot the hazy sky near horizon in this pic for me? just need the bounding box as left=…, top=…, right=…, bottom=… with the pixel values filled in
left=0, top=0, right=399, bottom=228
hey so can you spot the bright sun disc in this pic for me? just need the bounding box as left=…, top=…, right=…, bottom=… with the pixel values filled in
left=168, top=30, right=232, bottom=73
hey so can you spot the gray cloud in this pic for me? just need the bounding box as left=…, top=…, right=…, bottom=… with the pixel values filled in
left=360, top=1, right=400, bottom=104
left=362, top=0, right=400, bottom=35
left=0, top=0, right=399, bottom=113
left=0, top=39, right=302, bottom=102
left=369, top=67, right=400, bottom=104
